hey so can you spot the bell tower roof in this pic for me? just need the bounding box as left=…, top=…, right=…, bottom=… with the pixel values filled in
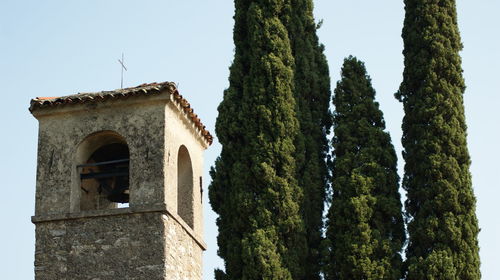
left=29, top=81, right=213, bottom=145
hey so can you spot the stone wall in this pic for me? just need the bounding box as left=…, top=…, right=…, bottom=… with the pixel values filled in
left=163, top=212, right=203, bottom=279
left=164, top=101, right=206, bottom=235
left=34, top=209, right=204, bottom=280
left=35, top=212, right=167, bottom=280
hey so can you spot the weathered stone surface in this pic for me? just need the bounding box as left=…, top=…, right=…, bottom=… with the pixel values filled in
left=34, top=211, right=203, bottom=280
left=163, top=213, right=203, bottom=280
left=34, top=97, right=168, bottom=215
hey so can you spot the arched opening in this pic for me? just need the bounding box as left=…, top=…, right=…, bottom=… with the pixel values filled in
left=177, top=145, right=194, bottom=229
left=77, top=131, right=130, bottom=211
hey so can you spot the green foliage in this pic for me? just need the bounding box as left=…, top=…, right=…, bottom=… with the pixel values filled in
left=396, top=1, right=481, bottom=279
left=326, top=56, right=405, bottom=280
left=209, top=0, right=307, bottom=279
left=286, top=0, right=332, bottom=278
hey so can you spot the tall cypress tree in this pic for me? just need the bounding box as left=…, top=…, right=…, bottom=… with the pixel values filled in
left=286, top=1, right=332, bottom=278
left=326, top=56, right=405, bottom=280
left=209, top=0, right=307, bottom=279
left=396, top=1, right=481, bottom=279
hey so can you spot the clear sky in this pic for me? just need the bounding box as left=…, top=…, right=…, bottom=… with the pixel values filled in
left=1, top=1, right=498, bottom=279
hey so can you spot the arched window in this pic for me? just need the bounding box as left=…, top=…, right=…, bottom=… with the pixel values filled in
left=76, top=131, right=129, bottom=211
left=177, top=145, right=194, bottom=229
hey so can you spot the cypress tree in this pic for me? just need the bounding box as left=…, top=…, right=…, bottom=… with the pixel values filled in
left=286, top=1, right=332, bottom=278
left=326, top=56, right=405, bottom=280
left=209, top=0, right=307, bottom=279
left=396, top=1, right=481, bottom=279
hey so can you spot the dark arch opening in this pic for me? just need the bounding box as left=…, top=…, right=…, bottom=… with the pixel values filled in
left=78, top=132, right=130, bottom=210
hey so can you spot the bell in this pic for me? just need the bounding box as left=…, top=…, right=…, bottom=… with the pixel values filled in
left=106, top=180, right=129, bottom=203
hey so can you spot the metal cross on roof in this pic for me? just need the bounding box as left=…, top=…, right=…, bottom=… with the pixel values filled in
left=118, top=53, right=127, bottom=89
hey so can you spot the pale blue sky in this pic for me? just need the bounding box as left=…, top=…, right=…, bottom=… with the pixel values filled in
left=0, top=1, right=498, bottom=279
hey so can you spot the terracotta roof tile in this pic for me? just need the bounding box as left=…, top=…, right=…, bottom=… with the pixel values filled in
left=29, top=82, right=213, bottom=145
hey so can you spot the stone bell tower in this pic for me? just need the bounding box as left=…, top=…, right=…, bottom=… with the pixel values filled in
left=29, top=82, right=212, bottom=280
